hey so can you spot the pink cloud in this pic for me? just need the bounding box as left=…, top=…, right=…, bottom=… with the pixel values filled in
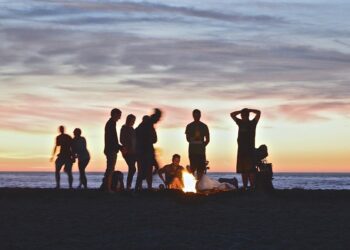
left=277, top=101, right=350, bottom=122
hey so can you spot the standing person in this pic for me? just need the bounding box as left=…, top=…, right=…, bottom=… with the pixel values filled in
left=231, top=108, right=261, bottom=190
left=72, top=128, right=90, bottom=189
left=50, top=125, right=74, bottom=189
left=103, top=108, right=122, bottom=193
left=185, top=109, right=210, bottom=181
left=120, top=114, right=137, bottom=190
left=135, top=109, right=162, bottom=190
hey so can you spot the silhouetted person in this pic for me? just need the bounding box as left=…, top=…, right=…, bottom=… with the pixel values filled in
left=135, top=109, right=162, bottom=190
left=120, top=114, right=137, bottom=190
left=231, top=108, right=261, bottom=190
left=103, top=108, right=122, bottom=193
left=111, top=171, right=125, bottom=191
left=158, top=154, right=184, bottom=189
left=72, top=128, right=90, bottom=189
left=185, top=109, right=210, bottom=181
left=51, top=125, right=74, bottom=189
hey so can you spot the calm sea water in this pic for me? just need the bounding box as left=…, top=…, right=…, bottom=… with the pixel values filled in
left=0, top=172, right=350, bottom=190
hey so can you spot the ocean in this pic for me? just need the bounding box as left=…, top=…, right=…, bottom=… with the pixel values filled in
left=0, top=172, right=349, bottom=190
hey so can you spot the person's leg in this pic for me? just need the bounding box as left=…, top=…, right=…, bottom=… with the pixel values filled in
left=79, top=158, right=89, bottom=189
left=196, top=154, right=206, bottom=181
left=189, top=155, right=197, bottom=175
left=125, top=155, right=136, bottom=190
left=135, top=157, right=144, bottom=191
left=77, top=161, right=83, bottom=189
left=242, top=173, right=248, bottom=190
left=171, top=177, right=182, bottom=189
left=105, top=154, right=117, bottom=192
left=118, top=172, right=125, bottom=190
left=55, top=158, right=64, bottom=188
left=146, top=154, right=153, bottom=190
left=248, top=172, right=256, bottom=190
left=64, top=161, right=73, bottom=189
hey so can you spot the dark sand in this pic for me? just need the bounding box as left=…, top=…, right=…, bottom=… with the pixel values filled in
left=1, top=188, right=349, bottom=250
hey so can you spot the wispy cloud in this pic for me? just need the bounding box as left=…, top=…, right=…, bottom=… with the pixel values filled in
left=276, top=101, right=350, bottom=122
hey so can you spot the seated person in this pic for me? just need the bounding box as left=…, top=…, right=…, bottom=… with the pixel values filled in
left=158, top=154, right=184, bottom=189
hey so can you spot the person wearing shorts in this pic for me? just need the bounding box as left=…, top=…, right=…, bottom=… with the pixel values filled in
left=185, top=109, right=210, bottom=181
left=103, top=108, right=122, bottom=192
left=51, top=125, right=74, bottom=189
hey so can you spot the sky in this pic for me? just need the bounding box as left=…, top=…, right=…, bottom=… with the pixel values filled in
left=0, top=0, right=349, bottom=172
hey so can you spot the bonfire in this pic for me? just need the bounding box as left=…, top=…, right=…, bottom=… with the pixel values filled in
left=181, top=170, right=197, bottom=193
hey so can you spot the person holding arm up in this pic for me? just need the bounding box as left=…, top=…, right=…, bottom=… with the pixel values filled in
left=231, top=108, right=261, bottom=191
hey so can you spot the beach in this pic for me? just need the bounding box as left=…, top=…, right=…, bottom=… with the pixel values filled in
left=1, top=188, right=349, bottom=249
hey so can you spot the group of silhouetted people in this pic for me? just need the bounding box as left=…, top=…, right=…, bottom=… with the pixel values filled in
left=52, top=107, right=262, bottom=191
left=51, top=126, right=90, bottom=189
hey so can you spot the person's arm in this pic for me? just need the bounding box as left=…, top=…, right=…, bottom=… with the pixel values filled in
left=230, top=110, right=242, bottom=123
left=151, top=127, right=157, bottom=144
left=50, top=145, right=57, bottom=162
left=50, top=137, right=58, bottom=162
left=249, top=109, right=261, bottom=122
left=204, top=125, right=210, bottom=146
left=120, top=126, right=126, bottom=146
left=69, top=137, right=75, bottom=162
left=185, top=125, right=191, bottom=143
left=82, top=137, right=87, bottom=149
left=113, top=123, right=122, bottom=152
left=150, top=108, right=162, bottom=124
left=71, top=140, right=77, bottom=159
left=119, top=127, right=127, bottom=154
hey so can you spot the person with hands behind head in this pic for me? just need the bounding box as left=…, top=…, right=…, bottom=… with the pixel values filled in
left=231, top=108, right=261, bottom=191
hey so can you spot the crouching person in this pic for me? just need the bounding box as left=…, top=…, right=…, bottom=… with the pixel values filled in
left=100, top=171, right=124, bottom=192
left=158, top=154, right=184, bottom=189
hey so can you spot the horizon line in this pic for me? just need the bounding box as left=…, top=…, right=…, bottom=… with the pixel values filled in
left=1, top=171, right=350, bottom=174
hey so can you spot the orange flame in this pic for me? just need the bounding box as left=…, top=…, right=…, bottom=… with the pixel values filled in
left=182, top=170, right=197, bottom=193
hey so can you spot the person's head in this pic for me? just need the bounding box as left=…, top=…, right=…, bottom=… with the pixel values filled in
left=110, top=108, right=122, bottom=122
left=58, top=125, right=65, bottom=134
left=241, top=108, right=250, bottom=121
left=172, top=154, right=181, bottom=166
left=125, top=114, right=136, bottom=127
left=73, top=128, right=82, bottom=138
left=192, top=109, right=201, bottom=122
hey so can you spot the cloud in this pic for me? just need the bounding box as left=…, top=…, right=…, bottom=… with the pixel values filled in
left=1, top=0, right=350, bottom=134
left=1, top=24, right=350, bottom=103
left=276, top=101, right=350, bottom=122
left=25, top=1, right=286, bottom=25
left=0, top=92, right=108, bottom=133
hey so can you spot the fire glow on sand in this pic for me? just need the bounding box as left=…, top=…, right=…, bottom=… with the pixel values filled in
left=182, top=171, right=197, bottom=193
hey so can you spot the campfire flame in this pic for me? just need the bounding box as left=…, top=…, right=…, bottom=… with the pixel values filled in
left=182, top=170, right=197, bottom=193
